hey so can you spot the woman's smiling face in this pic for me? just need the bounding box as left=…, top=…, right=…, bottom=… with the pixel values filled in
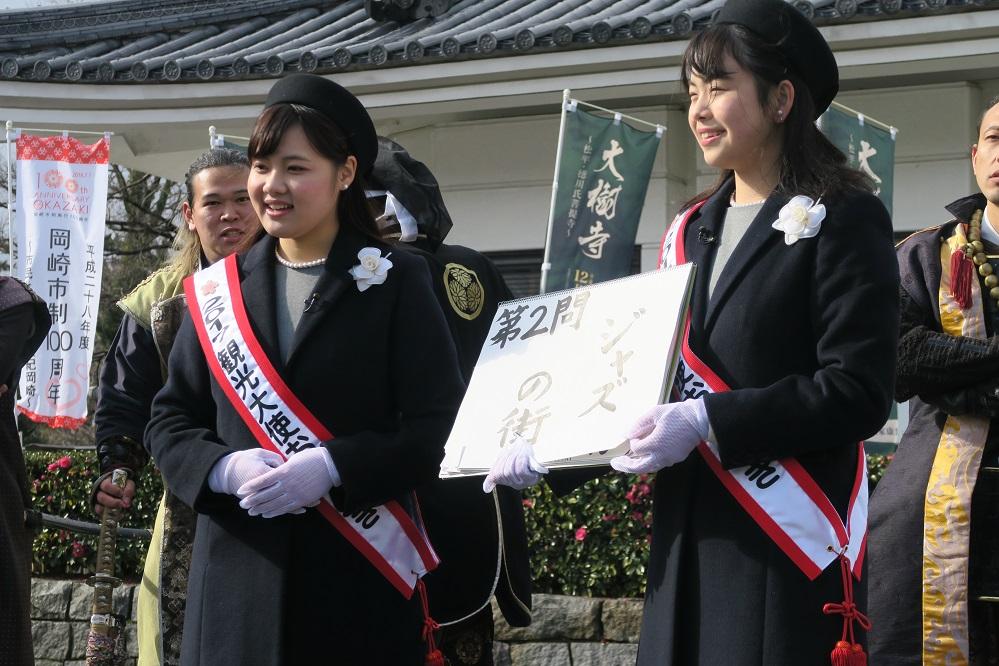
left=687, top=53, right=779, bottom=176
left=248, top=123, right=342, bottom=248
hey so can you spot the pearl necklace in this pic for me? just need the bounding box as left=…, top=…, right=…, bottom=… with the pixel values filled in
left=275, top=247, right=325, bottom=269
left=729, top=194, right=767, bottom=208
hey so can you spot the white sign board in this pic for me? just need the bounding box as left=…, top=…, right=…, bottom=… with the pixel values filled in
left=441, top=265, right=695, bottom=477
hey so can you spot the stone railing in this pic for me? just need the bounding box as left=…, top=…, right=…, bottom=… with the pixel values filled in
left=30, top=578, right=641, bottom=666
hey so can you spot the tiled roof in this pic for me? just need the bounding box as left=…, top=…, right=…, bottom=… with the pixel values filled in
left=0, top=0, right=989, bottom=83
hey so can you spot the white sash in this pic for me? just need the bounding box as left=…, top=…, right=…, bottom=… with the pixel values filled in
left=658, top=202, right=867, bottom=580
left=185, top=255, right=439, bottom=598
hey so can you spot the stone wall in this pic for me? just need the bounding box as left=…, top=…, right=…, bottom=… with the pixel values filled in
left=30, top=578, right=641, bottom=666
left=492, top=595, right=642, bottom=666
left=30, top=578, right=137, bottom=666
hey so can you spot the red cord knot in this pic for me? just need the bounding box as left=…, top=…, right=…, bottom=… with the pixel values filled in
left=421, top=616, right=440, bottom=641
left=822, top=601, right=872, bottom=631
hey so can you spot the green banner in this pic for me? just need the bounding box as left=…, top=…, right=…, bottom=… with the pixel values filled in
left=818, top=105, right=896, bottom=214
left=221, top=138, right=247, bottom=153
left=544, top=106, right=661, bottom=292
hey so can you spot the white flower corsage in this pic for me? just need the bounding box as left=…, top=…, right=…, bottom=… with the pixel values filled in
left=772, top=195, right=826, bottom=246
left=349, top=247, right=393, bottom=292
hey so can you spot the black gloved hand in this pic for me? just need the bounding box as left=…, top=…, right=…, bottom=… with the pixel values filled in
left=91, top=436, right=148, bottom=515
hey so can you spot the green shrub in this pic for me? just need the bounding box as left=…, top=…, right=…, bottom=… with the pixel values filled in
left=523, top=473, right=653, bottom=598
left=25, top=449, right=163, bottom=580
left=24, top=448, right=892, bottom=594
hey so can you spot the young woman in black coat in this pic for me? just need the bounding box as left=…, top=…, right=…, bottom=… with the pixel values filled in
left=145, top=74, right=464, bottom=665
left=485, top=1, right=899, bottom=664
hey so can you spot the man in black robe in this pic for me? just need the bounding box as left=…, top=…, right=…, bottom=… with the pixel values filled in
left=869, top=94, right=999, bottom=665
left=0, top=278, right=50, bottom=666
left=367, top=137, right=531, bottom=666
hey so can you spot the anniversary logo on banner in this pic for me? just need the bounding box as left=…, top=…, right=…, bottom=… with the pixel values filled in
left=543, top=102, right=662, bottom=293
left=12, top=133, right=109, bottom=428
left=818, top=104, right=897, bottom=214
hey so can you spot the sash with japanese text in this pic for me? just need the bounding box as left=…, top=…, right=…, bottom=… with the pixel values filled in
left=13, top=134, right=109, bottom=428
left=818, top=105, right=896, bottom=214
left=658, top=203, right=868, bottom=580
left=186, top=255, right=439, bottom=598
left=544, top=106, right=661, bottom=292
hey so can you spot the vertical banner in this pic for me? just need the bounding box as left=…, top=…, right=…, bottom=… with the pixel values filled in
left=13, top=134, right=109, bottom=428
left=544, top=106, right=661, bottom=292
left=818, top=105, right=896, bottom=214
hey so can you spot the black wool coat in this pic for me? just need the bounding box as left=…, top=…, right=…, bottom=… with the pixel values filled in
left=145, top=228, right=465, bottom=666
left=638, top=178, right=898, bottom=666
left=402, top=240, right=533, bottom=628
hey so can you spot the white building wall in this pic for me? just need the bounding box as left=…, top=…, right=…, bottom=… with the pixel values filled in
left=388, top=79, right=999, bottom=275
left=390, top=106, right=695, bottom=272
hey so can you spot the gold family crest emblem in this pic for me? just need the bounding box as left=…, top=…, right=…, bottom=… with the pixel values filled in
left=444, top=263, right=484, bottom=320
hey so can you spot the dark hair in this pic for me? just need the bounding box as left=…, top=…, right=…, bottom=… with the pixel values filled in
left=680, top=24, right=871, bottom=209
left=248, top=103, right=381, bottom=243
left=977, top=94, right=999, bottom=137
left=183, top=147, right=249, bottom=206
left=173, top=148, right=255, bottom=274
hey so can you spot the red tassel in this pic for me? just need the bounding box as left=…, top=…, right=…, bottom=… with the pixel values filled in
left=951, top=248, right=974, bottom=310
left=831, top=640, right=853, bottom=666
left=823, top=555, right=871, bottom=666
left=417, top=580, right=444, bottom=666
left=849, top=642, right=867, bottom=666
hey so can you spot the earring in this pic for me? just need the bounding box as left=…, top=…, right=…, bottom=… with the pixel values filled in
left=777, top=110, right=784, bottom=122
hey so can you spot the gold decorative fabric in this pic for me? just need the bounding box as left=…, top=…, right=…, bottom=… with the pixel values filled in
left=923, top=229, right=991, bottom=665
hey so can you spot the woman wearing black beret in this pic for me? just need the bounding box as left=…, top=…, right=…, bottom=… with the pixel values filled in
left=617, top=1, right=898, bottom=662
left=145, top=74, right=465, bottom=664
left=487, top=0, right=899, bottom=663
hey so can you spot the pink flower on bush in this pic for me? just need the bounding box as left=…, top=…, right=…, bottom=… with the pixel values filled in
left=602, top=513, right=618, bottom=522
left=625, top=481, right=651, bottom=505
left=631, top=511, right=645, bottom=522
left=70, top=541, right=87, bottom=558
left=45, top=456, right=72, bottom=472
left=574, top=526, right=587, bottom=542
left=523, top=499, right=534, bottom=509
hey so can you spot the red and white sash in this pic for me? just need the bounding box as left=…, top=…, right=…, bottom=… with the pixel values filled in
left=185, top=254, right=439, bottom=598
left=658, top=202, right=867, bottom=580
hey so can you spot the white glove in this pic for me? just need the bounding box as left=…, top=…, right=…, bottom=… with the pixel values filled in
left=208, top=448, right=284, bottom=496
left=482, top=436, right=549, bottom=493
left=610, top=398, right=709, bottom=474
left=237, top=447, right=340, bottom=518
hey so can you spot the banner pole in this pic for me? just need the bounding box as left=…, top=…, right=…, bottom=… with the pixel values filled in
left=540, top=89, right=571, bottom=295
left=5, top=120, right=13, bottom=277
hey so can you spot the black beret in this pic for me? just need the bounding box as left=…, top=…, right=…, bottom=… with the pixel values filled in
left=715, top=0, right=838, bottom=117
left=368, top=137, right=453, bottom=248
left=264, top=73, right=378, bottom=176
